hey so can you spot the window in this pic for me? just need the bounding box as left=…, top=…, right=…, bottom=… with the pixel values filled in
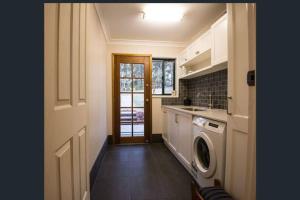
left=152, top=58, right=175, bottom=95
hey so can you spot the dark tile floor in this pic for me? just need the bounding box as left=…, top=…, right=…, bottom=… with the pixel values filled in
left=91, top=143, right=193, bottom=200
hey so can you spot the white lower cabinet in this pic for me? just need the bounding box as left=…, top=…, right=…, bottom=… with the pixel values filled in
left=167, top=111, right=178, bottom=151
left=162, top=109, right=168, bottom=142
left=177, top=113, right=193, bottom=168
left=164, top=109, right=193, bottom=171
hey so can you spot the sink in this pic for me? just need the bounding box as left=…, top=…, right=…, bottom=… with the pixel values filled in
left=194, top=108, right=207, bottom=111
left=181, top=107, right=194, bottom=111
left=180, top=107, right=207, bottom=112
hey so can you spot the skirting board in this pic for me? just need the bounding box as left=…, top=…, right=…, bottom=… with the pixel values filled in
left=109, top=133, right=163, bottom=144
left=90, top=135, right=111, bottom=191
left=152, top=133, right=163, bottom=143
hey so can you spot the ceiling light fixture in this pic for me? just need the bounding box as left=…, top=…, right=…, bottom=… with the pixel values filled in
left=141, top=5, right=183, bottom=23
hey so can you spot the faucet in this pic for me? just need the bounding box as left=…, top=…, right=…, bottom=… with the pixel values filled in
left=208, top=94, right=213, bottom=109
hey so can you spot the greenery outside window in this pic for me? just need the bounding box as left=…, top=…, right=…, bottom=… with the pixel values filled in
left=152, top=58, right=176, bottom=95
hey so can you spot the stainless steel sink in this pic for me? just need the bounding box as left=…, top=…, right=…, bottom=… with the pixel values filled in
left=180, top=107, right=207, bottom=112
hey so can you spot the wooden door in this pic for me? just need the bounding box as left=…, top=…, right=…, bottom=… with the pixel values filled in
left=113, top=54, right=152, bottom=144
left=225, top=3, right=256, bottom=200
left=45, top=3, right=89, bottom=200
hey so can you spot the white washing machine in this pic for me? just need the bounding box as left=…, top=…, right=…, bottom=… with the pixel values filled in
left=191, top=116, right=227, bottom=187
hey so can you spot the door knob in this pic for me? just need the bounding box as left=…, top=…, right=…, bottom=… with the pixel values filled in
left=145, top=98, right=149, bottom=102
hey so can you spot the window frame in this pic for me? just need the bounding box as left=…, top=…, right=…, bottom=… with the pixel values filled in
left=152, top=58, right=176, bottom=96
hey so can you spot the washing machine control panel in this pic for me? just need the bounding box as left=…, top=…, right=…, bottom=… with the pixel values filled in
left=192, top=117, right=207, bottom=127
left=193, top=117, right=226, bottom=134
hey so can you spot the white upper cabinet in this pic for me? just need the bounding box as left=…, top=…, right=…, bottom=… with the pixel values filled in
left=211, top=14, right=228, bottom=66
left=177, top=13, right=228, bottom=80
left=178, top=49, right=189, bottom=66
left=188, top=30, right=211, bottom=61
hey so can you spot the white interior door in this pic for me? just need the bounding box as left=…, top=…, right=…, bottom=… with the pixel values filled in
left=45, top=3, right=89, bottom=200
left=225, top=3, right=256, bottom=200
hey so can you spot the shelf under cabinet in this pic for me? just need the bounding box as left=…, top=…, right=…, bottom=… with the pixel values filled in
left=179, top=49, right=211, bottom=68
left=179, top=61, right=227, bottom=79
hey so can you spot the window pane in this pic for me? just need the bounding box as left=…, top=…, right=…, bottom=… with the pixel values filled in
left=133, top=79, right=144, bottom=92
left=164, top=61, right=174, bottom=94
left=133, top=64, right=144, bottom=78
left=120, top=79, right=132, bottom=92
left=133, top=108, right=144, bottom=123
left=120, top=107, right=132, bottom=137
left=120, top=63, right=132, bottom=78
left=133, top=93, right=144, bottom=107
left=133, top=123, right=144, bottom=136
left=152, top=60, right=163, bottom=94
left=120, top=93, right=131, bottom=107
left=121, top=125, right=132, bottom=137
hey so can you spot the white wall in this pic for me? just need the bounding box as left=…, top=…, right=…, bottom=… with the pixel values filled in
left=86, top=4, right=107, bottom=171
left=106, top=44, right=183, bottom=135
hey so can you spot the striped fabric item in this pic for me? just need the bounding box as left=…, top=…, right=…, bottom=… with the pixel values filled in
left=199, top=187, right=233, bottom=200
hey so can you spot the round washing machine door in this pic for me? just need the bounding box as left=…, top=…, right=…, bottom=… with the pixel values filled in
left=193, top=132, right=217, bottom=178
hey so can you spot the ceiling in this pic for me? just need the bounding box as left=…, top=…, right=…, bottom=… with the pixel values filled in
left=95, top=3, right=226, bottom=47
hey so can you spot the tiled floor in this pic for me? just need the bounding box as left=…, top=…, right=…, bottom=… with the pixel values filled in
left=91, top=143, right=193, bottom=200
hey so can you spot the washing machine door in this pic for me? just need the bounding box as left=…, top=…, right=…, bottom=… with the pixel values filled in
left=193, top=132, right=216, bottom=178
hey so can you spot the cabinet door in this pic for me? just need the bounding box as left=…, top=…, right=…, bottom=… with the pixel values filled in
left=167, top=111, right=178, bottom=151
left=177, top=114, right=193, bottom=166
left=211, top=14, right=228, bottom=65
left=179, top=49, right=189, bottom=66
left=189, top=30, right=212, bottom=60
left=162, top=109, right=168, bottom=141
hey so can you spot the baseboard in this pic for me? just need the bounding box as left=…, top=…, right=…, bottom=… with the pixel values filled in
left=107, top=134, right=113, bottom=144
left=89, top=135, right=110, bottom=191
left=151, top=133, right=163, bottom=143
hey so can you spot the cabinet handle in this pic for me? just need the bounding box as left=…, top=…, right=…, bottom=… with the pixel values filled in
left=195, top=51, right=199, bottom=55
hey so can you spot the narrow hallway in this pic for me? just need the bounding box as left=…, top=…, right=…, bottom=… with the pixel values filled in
left=91, top=143, right=192, bottom=200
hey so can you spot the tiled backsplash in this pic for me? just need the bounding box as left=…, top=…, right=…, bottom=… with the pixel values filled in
left=161, top=69, right=227, bottom=109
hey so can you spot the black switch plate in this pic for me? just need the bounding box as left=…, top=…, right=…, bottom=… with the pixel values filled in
left=247, top=70, right=255, bottom=86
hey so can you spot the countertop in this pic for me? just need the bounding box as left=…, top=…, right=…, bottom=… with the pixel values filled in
left=162, top=105, right=227, bottom=123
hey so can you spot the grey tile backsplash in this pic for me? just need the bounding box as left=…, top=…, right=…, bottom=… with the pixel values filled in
left=161, top=69, right=227, bottom=109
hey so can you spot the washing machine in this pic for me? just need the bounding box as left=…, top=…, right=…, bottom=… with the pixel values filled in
left=191, top=116, right=227, bottom=187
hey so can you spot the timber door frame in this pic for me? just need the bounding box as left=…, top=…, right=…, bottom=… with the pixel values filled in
left=112, top=53, right=152, bottom=144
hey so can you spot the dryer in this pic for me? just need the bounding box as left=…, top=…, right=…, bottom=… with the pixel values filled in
left=191, top=116, right=227, bottom=187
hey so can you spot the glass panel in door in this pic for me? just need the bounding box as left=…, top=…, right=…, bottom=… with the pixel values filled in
left=120, top=63, right=145, bottom=138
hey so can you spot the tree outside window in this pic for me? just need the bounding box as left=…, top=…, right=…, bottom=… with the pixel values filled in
left=152, top=59, right=175, bottom=95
